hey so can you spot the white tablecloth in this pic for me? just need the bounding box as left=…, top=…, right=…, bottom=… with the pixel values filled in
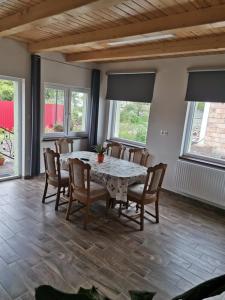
left=60, top=151, right=147, bottom=201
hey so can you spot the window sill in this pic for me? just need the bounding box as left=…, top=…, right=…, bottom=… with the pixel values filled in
left=42, top=136, right=88, bottom=142
left=107, top=138, right=146, bottom=149
left=179, top=155, right=225, bottom=171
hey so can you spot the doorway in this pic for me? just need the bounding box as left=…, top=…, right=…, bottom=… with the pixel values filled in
left=0, top=77, right=22, bottom=180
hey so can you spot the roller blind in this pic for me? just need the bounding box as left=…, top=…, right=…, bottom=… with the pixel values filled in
left=186, top=70, right=225, bottom=102
left=106, top=72, right=155, bottom=102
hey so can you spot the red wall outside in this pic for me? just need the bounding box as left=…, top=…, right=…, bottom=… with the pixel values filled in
left=0, top=101, right=64, bottom=132
left=0, top=101, right=14, bottom=131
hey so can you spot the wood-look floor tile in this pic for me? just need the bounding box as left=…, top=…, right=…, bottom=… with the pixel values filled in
left=16, top=292, right=35, bottom=300
left=0, top=284, right=12, bottom=300
left=0, top=259, right=26, bottom=299
left=0, top=178, right=224, bottom=299
left=32, top=262, right=75, bottom=293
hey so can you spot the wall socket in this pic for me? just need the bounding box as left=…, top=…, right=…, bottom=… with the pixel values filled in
left=160, top=130, right=168, bottom=135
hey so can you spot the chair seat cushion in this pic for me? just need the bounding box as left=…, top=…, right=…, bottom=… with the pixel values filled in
left=72, top=181, right=108, bottom=202
left=49, top=170, right=69, bottom=187
left=128, top=183, right=156, bottom=203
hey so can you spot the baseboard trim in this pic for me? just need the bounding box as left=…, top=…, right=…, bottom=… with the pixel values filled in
left=23, top=175, right=33, bottom=180
left=23, top=173, right=45, bottom=179
left=162, top=188, right=225, bottom=213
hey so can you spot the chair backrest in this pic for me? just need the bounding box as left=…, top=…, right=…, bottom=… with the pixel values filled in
left=43, top=148, right=60, bottom=178
left=106, top=142, right=124, bottom=159
left=129, top=148, right=145, bottom=165
left=144, top=163, right=167, bottom=196
left=141, top=151, right=151, bottom=167
left=68, top=158, right=91, bottom=193
left=55, top=138, right=73, bottom=154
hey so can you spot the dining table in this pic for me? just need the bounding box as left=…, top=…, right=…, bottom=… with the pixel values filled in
left=60, top=151, right=147, bottom=201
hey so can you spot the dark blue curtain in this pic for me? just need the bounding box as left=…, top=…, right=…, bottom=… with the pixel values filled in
left=30, top=54, right=41, bottom=176
left=88, top=69, right=100, bottom=150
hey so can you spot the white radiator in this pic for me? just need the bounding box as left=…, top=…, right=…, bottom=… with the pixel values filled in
left=175, top=160, right=225, bottom=208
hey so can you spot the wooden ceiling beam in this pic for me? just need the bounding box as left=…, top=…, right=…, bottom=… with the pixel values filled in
left=0, top=0, right=123, bottom=37
left=65, top=33, right=225, bottom=62
left=29, top=4, right=225, bottom=53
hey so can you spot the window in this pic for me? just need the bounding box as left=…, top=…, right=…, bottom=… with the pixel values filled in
left=43, top=84, right=89, bottom=137
left=70, top=90, right=88, bottom=133
left=44, top=87, right=65, bottom=134
left=183, top=102, right=225, bottom=164
left=110, top=100, right=151, bottom=144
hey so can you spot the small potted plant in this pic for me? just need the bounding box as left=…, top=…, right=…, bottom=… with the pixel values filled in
left=95, top=144, right=106, bottom=163
left=53, top=124, right=64, bottom=132
left=0, top=154, right=5, bottom=166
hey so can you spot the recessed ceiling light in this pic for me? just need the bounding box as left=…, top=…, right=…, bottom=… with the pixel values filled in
left=108, top=34, right=175, bottom=46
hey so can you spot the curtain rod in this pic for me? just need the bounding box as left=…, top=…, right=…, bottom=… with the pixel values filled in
left=106, top=70, right=156, bottom=75
left=41, top=56, right=93, bottom=71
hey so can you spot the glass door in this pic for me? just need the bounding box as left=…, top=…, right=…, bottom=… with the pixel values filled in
left=0, top=77, right=22, bottom=180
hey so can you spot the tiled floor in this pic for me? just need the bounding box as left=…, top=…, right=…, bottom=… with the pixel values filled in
left=0, top=178, right=224, bottom=300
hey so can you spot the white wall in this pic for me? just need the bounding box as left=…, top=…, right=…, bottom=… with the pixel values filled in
left=98, top=54, right=225, bottom=193
left=0, top=40, right=95, bottom=175
left=1, top=37, right=224, bottom=197
left=40, top=53, right=96, bottom=171
left=0, top=38, right=31, bottom=176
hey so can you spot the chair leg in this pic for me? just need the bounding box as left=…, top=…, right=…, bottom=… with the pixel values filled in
left=42, top=179, right=48, bottom=204
left=126, top=200, right=129, bottom=209
left=136, top=204, right=139, bottom=213
left=110, top=198, right=116, bottom=208
left=66, top=193, right=73, bottom=220
left=67, top=185, right=70, bottom=197
left=118, top=202, right=122, bottom=217
left=155, top=200, right=159, bottom=223
left=140, top=203, right=144, bottom=231
left=105, top=197, right=110, bottom=216
left=84, top=203, right=90, bottom=230
left=55, top=186, right=61, bottom=211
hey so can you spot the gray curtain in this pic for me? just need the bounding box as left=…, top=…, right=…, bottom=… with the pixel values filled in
left=88, top=69, right=100, bottom=150
left=30, top=54, right=41, bottom=177
left=106, top=72, right=156, bottom=102
left=186, top=70, right=225, bottom=102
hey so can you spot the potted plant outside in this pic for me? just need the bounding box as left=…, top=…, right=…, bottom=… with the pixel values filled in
left=95, top=144, right=106, bottom=163
left=0, top=154, right=5, bottom=166
left=53, top=124, right=64, bottom=132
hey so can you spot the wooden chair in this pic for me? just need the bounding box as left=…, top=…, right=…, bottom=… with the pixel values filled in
left=106, top=142, right=125, bottom=159
left=119, top=163, right=167, bottom=231
left=128, top=148, right=151, bottom=167
left=129, top=148, right=146, bottom=165
left=66, top=158, right=110, bottom=229
left=141, top=151, right=151, bottom=167
left=55, top=138, right=73, bottom=154
left=125, top=148, right=148, bottom=208
left=42, top=148, right=69, bottom=210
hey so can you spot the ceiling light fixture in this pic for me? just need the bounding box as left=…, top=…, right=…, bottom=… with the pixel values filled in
left=108, top=34, right=175, bottom=46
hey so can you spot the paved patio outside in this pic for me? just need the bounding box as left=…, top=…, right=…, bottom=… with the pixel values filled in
left=0, top=158, right=15, bottom=178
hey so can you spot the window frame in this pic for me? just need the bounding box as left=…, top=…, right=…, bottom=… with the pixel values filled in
left=43, top=83, right=90, bottom=138
left=109, top=100, right=150, bottom=147
left=181, top=101, right=225, bottom=166
left=68, top=87, right=89, bottom=137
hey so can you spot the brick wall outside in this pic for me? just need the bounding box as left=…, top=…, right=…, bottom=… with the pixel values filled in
left=204, top=103, right=225, bottom=158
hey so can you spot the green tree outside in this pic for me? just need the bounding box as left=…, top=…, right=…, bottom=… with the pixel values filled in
left=0, top=80, right=14, bottom=101
left=116, top=101, right=150, bottom=143
left=70, top=91, right=87, bottom=132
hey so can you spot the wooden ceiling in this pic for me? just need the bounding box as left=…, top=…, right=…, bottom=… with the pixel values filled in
left=1, top=0, right=225, bottom=62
